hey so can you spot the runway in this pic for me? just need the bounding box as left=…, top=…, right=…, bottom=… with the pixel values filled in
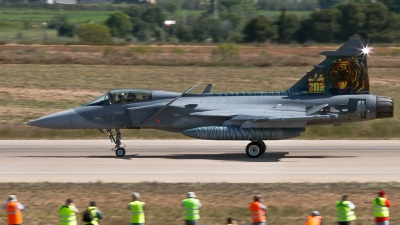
left=0, top=140, right=399, bottom=183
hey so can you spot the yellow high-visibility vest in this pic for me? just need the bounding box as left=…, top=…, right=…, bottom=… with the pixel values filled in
left=59, top=205, right=77, bottom=225
left=128, top=201, right=145, bottom=223
left=335, top=201, right=356, bottom=221
left=84, top=206, right=99, bottom=225
left=182, top=198, right=200, bottom=220
left=373, top=197, right=389, bottom=217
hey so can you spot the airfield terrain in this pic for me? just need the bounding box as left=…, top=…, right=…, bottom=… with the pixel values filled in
left=1, top=44, right=400, bottom=224
left=0, top=1, right=399, bottom=224
left=0, top=182, right=399, bottom=225
left=0, top=140, right=400, bottom=225
left=1, top=44, right=400, bottom=139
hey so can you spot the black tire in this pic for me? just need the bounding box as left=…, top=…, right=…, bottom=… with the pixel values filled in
left=260, top=141, right=267, bottom=154
left=246, top=142, right=263, bottom=158
left=115, top=148, right=126, bottom=157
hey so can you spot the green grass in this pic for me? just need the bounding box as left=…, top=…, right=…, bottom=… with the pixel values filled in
left=0, top=9, right=113, bottom=23
left=172, top=9, right=312, bottom=17
left=0, top=8, right=312, bottom=38
left=0, top=28, right=58, bottom=39
left=1, top=8, right=311, bottom=26
left=0, top=9, right=114, bottom=38
left=257, top=10, right=312, bottom=17
left=175, top=9, right=204, bottom=16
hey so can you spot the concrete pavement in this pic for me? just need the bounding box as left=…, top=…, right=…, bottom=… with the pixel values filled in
left=0, top=140, right=399, bottom=183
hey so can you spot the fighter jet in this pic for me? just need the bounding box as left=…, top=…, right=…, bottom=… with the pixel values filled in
left=28, top=40, right=393, bottom=158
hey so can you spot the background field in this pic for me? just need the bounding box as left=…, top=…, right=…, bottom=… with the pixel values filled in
left=0, top=8, right=112, bottom=40
left=0, top=7, right=311, bottom=40
left=0, top=182, right=399, bottom=225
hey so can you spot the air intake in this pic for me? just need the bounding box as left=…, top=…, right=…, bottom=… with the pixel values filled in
left=376, top=96, right=394, bottom=118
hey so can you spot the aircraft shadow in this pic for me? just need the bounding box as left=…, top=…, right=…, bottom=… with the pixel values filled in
left=19, top=152, right=357, bottom=162
left=107, top=152, right=289, bottom=162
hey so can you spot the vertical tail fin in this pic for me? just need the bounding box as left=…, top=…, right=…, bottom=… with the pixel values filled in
left=290, top=39, right=370, bottom=96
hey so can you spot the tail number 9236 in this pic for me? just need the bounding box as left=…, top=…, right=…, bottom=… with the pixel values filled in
left=103, top=115, right=124, bottom=122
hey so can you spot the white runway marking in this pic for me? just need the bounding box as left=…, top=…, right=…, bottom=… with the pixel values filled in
left=1, top=171, right=400, bottom=174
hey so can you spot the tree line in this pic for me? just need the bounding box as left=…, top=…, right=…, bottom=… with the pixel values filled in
left=51, top=0, right=400, bottom=44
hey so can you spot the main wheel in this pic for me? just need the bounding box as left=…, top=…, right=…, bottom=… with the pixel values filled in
left=257, top=141, right=267, bottom=154
left=115, top=148, right=126, bottom=157
left=260, top=146, right=266, bottom=155
left=246, top=142, right=263, bottom=158
left=259, top=141, right=267, bottom=155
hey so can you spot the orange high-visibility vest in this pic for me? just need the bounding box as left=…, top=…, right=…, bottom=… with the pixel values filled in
left=249, top=202, right=266, bottom=222
left=6, top=202, right=22, bottom=225
left=305, top=215, right=322, bottom=225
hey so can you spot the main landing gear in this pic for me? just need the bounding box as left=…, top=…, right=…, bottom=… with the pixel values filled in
left=245, top=140, right=266, bottom=158
left=107, top=128, right=126, bottom=157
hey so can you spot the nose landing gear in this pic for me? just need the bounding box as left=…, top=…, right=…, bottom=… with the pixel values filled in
left=115, top=147, right=126, bottom=157
left=107, top=129, right=126, bottom=157
left=245, top=140, right=267, bottom=158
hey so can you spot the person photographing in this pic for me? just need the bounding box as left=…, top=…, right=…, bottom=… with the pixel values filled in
left=249, top=195, right=267, bottom=225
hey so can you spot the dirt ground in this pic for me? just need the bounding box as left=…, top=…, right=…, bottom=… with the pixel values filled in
left=0, top=44, right=334, bottom=54
left=0, top=43, right=399, bottom=55
left=0, top=183, right=399, bottom=225
left=1, top=44, right=400, bottom=68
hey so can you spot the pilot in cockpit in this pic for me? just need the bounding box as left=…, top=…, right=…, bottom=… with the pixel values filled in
left=127, top=92, right=137, bottom=102
left=118, top=93, right=126, bottom=103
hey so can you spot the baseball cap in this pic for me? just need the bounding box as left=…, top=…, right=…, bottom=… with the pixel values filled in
left=311, top=211, right=320, bottom=216
left=8, top=195, right=17, bottom=202
left=187, top=192, right=196, bottom=198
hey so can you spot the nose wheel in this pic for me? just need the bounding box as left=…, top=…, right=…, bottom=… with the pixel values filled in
left=115, top=148, right=126, bottom=157
left=107, top=128, right=126, bottom=157
left=246, top=141, right=267, bottom=158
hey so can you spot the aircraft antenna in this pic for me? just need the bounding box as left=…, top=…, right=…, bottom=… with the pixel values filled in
left=140, top=83, right=202, bottom=125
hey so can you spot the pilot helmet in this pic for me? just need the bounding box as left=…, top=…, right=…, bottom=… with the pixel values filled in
left=118, top=93, right=125, bottom=100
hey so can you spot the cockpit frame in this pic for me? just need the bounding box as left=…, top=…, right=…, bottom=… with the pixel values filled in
left=83, top=89, right=153, bottom=106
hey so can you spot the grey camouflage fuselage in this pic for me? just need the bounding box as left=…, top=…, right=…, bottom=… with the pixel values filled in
left=27, top=40, right=394, bottom=157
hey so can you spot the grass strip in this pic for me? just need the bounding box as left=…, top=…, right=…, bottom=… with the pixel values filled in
left=0, top=182, right=399, bottom=225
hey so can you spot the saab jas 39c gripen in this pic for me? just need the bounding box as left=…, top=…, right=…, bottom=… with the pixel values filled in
left=28, top=40, right=393, bottom=158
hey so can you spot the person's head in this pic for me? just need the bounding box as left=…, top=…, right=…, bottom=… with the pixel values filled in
left=90, top=201, right=96, bottom=207
left=341, top=195, right=348, bottom=201
left=226, top=217, right=234, bottom=223
left=132, top=192, right=140, bottom=200
left=66, top=198, right=73, bottom=205
left=7, top=195, right=17, bottom=202
left=118, top=93, right=125, bottom=100
left=187, top=192, right=196, bottom=198
left=311, top=211, right=320, bottom=216
left=253, top=194, right=261, bottom=202
left=378, top=190, right=386, bottom=197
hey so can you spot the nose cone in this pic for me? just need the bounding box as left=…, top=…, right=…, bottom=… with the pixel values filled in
left=27, top=110, right=72, bottom=129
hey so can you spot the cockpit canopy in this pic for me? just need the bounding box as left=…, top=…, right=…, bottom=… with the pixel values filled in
left=84, top=89, right=152, bottom=106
